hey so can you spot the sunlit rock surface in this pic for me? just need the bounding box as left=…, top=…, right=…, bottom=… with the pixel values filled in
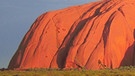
left=8, top=0, right=135, bottom=70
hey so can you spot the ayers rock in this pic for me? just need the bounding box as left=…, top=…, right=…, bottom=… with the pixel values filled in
left=8, top=0, right=135, bottom=70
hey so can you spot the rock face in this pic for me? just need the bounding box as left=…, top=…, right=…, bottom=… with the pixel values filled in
left=8, top=0, right=135, bottom=70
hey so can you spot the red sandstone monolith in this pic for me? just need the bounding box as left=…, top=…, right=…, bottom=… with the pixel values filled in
left=8, top=0, right=135, bottom=70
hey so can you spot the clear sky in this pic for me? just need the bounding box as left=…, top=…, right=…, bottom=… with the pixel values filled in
left=0, top=0, right=96, bottom=68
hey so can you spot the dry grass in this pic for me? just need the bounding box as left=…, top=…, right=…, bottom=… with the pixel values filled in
left=0, top=66, right=135, bottom=76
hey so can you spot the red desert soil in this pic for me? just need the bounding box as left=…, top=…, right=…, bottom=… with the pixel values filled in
left=8, top=0, right=135, bottom=70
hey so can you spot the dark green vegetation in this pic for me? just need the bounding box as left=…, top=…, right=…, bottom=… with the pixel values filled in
left=0, top=66, right=135, bottom=76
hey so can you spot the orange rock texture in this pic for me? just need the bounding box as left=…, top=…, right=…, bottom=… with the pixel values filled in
left=8, top=0, right=135, bottom=70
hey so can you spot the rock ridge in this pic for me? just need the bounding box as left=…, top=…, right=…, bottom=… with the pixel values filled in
left=8, top=0, right=135, bottom=70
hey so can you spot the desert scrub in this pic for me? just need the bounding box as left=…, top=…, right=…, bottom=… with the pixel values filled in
left=1, top=67, right=135, bottom=76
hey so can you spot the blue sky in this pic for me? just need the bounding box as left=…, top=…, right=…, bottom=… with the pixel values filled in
left=0, top=0, right=95, bottom=68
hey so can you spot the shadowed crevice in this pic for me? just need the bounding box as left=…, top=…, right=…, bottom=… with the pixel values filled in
left=120, top=29, right=135, bottom=66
